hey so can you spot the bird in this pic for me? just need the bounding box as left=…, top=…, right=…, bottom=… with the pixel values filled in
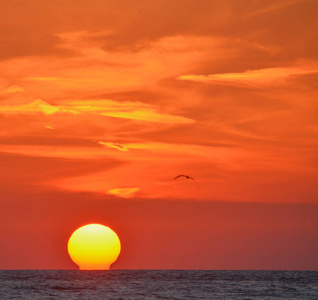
left=173, top=174, right=199, bottom=188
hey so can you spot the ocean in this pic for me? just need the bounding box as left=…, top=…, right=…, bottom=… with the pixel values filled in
left=0, top=270, right=317, bottom=299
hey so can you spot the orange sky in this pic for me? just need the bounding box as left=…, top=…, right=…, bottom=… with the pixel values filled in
left=1, top=0, right=318, bottom=270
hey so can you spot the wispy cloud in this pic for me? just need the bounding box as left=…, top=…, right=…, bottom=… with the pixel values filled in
left=99, top=142, right=129, bottom=152
left=246, top=0, right=301, bottom=17
left=178, top=67, right=318, bottom=86
left=0, top=0, right=317, bottom=205
left=107, top=187, right=140, bottom=198
left=7, top=32, right=220, bottom=100
left=0, top=98, right=194, bottom=124
left=0, top=99, right=76, bottom=115
left=0, top=85, right=25, bottom=95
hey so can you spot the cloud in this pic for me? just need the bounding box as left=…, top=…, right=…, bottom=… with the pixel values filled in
left=101, top=107, right=194, bottom=124
left=107, top=187, right=140, bottom=198
left=178, top=67, right=318, bottom=87
left=0, top=85, right=25, bottom=95
left=0, top=144, right=119, bottom=160
left=0, top=99, right=71, bottom=115
left=0, top=98, right=194, bottom=124
left=0, top=1, right=317, bottom=206
left=246, top=0, right=301, bottom=17
left=99, top=142, right=129, bottom=152
left=7, top=32, right=219, bottom=100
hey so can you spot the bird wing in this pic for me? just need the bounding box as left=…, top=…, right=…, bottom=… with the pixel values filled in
left=173, top=175, right=199, bottom=188
left=189, top=177, right=199, bottom=188
left=173, top=174, right=187, bottom=180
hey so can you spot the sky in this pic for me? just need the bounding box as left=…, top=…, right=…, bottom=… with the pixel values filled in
left=1, top=0, right=318, bottom=270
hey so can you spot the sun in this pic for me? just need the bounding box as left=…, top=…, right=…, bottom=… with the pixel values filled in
left=67, top=224, right=121, bottom=270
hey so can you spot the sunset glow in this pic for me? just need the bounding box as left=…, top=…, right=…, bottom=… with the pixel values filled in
left=1, top=0, right=318, bottom=271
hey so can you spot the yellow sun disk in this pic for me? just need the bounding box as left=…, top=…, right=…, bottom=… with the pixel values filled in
left=68, top=224, right=121, bottom=270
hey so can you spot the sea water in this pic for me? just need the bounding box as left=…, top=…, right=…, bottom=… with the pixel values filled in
left=1, top=270, right=317, bottom=299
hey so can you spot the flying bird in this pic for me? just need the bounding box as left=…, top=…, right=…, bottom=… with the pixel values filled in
left=173, top=174, right=199, bottom=188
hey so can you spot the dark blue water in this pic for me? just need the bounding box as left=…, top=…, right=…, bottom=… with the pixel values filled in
left=0, top=270, right=317, bottom=299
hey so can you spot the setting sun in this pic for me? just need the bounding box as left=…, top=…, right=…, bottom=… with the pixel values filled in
left=67, top=224, right=121, bottom=270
